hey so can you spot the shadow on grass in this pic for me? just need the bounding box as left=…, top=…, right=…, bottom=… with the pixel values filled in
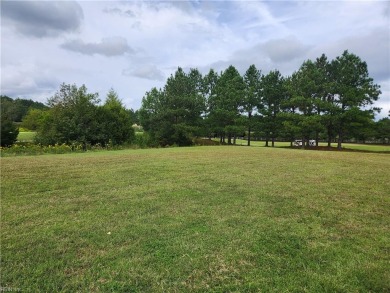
left=278, top=145, right=390, bottom=154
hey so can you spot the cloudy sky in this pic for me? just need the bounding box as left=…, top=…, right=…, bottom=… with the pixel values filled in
left=1, top=0, right=389, bottom=118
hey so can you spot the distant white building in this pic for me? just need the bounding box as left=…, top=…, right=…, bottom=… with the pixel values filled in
left=293, top=140, right=315, bottom=146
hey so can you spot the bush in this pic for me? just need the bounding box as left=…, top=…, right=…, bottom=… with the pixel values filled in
left=0, top=143, right=75, bottom=156
left=0, top=140, right=150, bottom=157
left=134, top=132, right=155, bottom=148
left=1, top=114, right=19, bottom=147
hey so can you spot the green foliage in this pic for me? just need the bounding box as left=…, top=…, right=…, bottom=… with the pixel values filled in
left=0, top=95, right=48, bottom=122
left=139, top=68, right=205, bottom=146
left=286, top=59, right=329, bottom=147
left=1, top=143, right=73, bottom=156
left=243, top=64, right=262, bottom=145
left=278, top=112, right=301, bottom=142
left=281, top=52, right=381, bottom=148
left=35, top=83, right=101, bottom=145
left=133, top=132, right=153, bottom=148
left=202, top=68, right=220, bottom=137
left=330, top=50, right=381, bottom=148
left=0, top=142, right=114, bottom=156
left=375, top=118, right=390, bottom=143
left=260, top=70, right=286, bottom=146
left=34, top=84, right=134, bottom=147
left=1, top=112, right=19, bottom=147
left=137, top=51, right=383, bottom=147
left=7, top=50, right=384, bottom=149
left=209, top=65, right=245, bottom=144
left=20, top=108, right=47, bottom=131
left=17, top=131, right=36, bottom=142
left=100, top=88, right=135, bottom=145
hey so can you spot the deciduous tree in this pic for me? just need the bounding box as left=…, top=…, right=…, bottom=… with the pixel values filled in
left=35, top=83, right=101, bottom=146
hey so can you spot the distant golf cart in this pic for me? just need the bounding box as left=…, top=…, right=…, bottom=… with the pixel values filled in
left=293, top=139, right=316, bottom=147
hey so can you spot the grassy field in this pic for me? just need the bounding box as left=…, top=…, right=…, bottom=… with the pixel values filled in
left=17, top=131, right=36, bottom=142
left=233, top=139, right=390, bottom=152
left=1, top=146, right=389, bottom=292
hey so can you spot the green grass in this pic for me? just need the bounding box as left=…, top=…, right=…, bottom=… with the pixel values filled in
left=232, top=139, right=390, bottom=152
left=17, top=131, right=36, bottom=142
left=340, top=143, right=390, bottom=152
left=1, top=146, right=389, bottom=292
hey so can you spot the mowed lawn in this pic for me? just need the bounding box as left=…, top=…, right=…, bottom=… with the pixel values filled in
left=1, top=146, right=389, bottom=292
left=233, top=139, right=390, bottom=152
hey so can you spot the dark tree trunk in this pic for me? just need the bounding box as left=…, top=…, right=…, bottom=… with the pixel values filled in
left=337, top=132, right=343, bottom=150
left=247, top=126, right=251, bottom=146
left=316, top=109, right=320, bottom=147
left=247, top=112, right=252, bottom=147
left=337, top=121, right=343, bottom=150
left=327, top=125, right=332, bottom=147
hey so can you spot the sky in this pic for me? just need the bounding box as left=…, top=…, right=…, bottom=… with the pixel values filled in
left=1, top=0, right=389, bottom=119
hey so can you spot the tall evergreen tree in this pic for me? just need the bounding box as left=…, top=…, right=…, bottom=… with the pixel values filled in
left=289, top=60, right=325, bottom=147
left=329, top=50, right=381, bottom=149
left=312, top=54, right=333, bottom=146
left=139, top=87, right=165, bottom=146
left=260, top=70, right=285, bottom=147
left=243, top=64, right=262, bottom=146
left=210, top=65, right=245, bottom=144
left=100, top=88, right=135, bottom=145
left=139, top=68, right=205, bottom=146
left=203, top=69, right=220, bottom=139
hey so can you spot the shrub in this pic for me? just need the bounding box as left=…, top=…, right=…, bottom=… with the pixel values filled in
left=1, top=114, right=19, bottom=147
left=134, top=132, right=155, bottom=148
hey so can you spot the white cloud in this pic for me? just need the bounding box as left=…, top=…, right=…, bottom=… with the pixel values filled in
left=1, top=63, right=60, bottom=103
left=309, top=28, right=389, bottom=83
left=1, top=1, right=83, bottom=38
left=103, top=7, right=135, bottom=18
left=61, top=37, right=134, bottom=56
left=1, top=0, right=389, bottom=114
left=123, top=64, right=165, bottom=81
left=262, top=36, right=311, bottom=63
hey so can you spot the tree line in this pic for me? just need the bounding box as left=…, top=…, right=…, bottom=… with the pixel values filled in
left=1, top=95, right=47, bottom=146
left=1, top=50, right=389, bottom=148
left=1, top=85, right=137, bottom=147
left=140, top=50, right=389, bottom=148
left=1, top=95, right=48, bottom=122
